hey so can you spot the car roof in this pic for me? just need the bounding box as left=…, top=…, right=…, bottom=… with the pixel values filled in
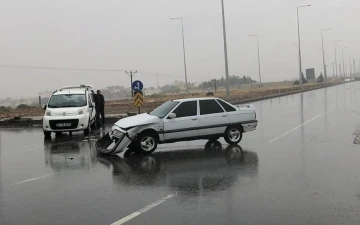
left=53, top=89, right=87, bottom=95
left=172, top=97, right=221, bottom=102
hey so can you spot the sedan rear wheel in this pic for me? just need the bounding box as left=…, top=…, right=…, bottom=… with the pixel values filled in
left=224, top=126, right=243, bottom=145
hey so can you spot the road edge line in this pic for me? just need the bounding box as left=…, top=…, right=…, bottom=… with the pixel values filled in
left=111, top=194, right=176, bottom=225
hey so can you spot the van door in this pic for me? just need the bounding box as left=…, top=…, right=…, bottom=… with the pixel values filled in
left=88, top=93, right=96, bottom=122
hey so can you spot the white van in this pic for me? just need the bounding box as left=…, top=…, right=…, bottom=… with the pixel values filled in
left=43, top=85, right=97, bottom=138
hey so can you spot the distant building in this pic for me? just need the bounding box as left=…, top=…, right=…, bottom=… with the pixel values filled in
left=144, top=88, right=161, bottom=96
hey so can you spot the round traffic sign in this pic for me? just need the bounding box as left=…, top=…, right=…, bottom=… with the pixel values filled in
left=132, top=80, right=143, bottom=92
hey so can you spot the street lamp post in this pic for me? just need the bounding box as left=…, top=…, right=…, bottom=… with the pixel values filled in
left=349, top=53, right=352, bottom=77
left=170, top=17, right=188, bottom=94
left=342, top=47, right=348, bottom=77
left=220, top=0, right=230, bottom=99
left=334, top=40, right=342, bottom=78
left=321, top=28, right=331, bottom=82
left=349, top=52, right=355, bottom=78
left=297, top=4, right=311, bottom=87
left=250, top=34, right=262, bottom=87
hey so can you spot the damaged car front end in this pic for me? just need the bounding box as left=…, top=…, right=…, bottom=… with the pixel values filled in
left=96, top=113, right=163, bottom=155
left=96, top=126, right=135, bottom=154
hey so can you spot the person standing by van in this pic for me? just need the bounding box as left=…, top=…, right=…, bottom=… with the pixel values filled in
left=91, top=90, right=99, bottom=126
left=97, top=90, right=105, bottom=125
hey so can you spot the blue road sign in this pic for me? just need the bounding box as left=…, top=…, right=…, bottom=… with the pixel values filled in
left=132, top=80, right=143, bottom=92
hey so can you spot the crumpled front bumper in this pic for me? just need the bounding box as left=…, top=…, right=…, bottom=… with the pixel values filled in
left=96, top=131, right=133, bottom=155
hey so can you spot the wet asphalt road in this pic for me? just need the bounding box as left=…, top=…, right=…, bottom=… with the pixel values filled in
left=1, top=82, right=360, bottom=225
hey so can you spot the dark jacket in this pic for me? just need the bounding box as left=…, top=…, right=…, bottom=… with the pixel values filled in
left=98, top=94, right=105, bottom=110
left=92, top=93, right=99, bottom=107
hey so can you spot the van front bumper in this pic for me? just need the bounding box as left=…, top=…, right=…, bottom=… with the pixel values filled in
left=43, top=115, right=89, bottom=132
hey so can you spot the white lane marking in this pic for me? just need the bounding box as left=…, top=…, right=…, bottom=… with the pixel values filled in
left=11, top=173, right=54, bottom=185
left=111, top=194, right=176, bottom=225
left=269, top=114, right=323, bottom=143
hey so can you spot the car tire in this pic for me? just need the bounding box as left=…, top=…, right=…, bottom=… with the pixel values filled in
left=91, top=118, right=97, bottom=129
left=84, top=120, right=91, bottom=137
left=224, top=126, right=243, bottom=145
left=134, top=132, right=158, bottom=154
left=44, top=130, right=51, bottom=138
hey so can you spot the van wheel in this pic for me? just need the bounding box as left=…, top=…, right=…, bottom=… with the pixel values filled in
left=135, top=132, right=158, bottom=154
left=91, top=118, right=97, bottom=129
left=224, top=126, right=243, bottom=144
left=44, top=130, right=51, bottom=138
left=84, top=120, right=91, bottom=136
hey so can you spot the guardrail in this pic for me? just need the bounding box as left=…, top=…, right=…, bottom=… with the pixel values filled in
left=229, top=81, right=345, bottom=105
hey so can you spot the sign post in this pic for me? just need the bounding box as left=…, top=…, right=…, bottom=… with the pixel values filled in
left=132, top=80, right=144, bottom=114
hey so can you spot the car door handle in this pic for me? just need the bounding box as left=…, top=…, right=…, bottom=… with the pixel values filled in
left=192, top=118, right=198, bottom=121
left=222, top=115, right=228, bottom=117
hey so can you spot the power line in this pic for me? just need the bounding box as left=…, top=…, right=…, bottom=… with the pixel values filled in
left=0, top=64, right=127, bottom=72
left=0, top=63, right=226, bottom=80
left=0, top=64, right=184, bottom=78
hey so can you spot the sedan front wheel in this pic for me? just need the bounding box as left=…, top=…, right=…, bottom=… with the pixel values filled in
left=135, top=132, right=158, bottom=154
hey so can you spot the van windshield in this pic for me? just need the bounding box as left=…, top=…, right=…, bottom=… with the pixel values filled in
left=48, top=94, right=87, bottom=108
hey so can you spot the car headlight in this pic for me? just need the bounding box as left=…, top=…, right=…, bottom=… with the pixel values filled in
left=112, top=129, right=125, bottom=138
left=45, top=110, right=52, bottom=116
left=77, top=108, right=86, bottom=115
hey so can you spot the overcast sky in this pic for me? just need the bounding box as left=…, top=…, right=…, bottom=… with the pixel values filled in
left=0, top=0, right=359, bottom=98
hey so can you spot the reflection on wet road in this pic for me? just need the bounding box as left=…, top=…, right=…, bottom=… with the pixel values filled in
left=1, top=82, right=360, bottom=225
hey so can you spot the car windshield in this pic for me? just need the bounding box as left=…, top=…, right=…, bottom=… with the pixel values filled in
left=150, top=101, right=179, bottom=118
left=48, top=94, right=87, bottom=108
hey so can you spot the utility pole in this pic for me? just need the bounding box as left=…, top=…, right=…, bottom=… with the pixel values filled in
left=334, top=40, right=342, bottom=78
left=221, top=0, right=230, bottom=100
left=214, top=79, right=217, bottom=92
left=156, top=72, right=159, bottom=89
left=297, top=4, right=312, bottom=87
left=321, top=28, right=331, bottom=82
left=349, top=54, right=352, bottom=77
left=342, top=47, right=348, bottom=77
left=250, top=34, right=262, bottom=87
left=332, top=63, right=335, bottom=78
left=125, top=70, right=137, bottom=97
left=170, top=17, right=188, bottom=94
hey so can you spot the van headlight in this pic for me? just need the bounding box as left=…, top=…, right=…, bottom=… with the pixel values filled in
left=45, top=110, right=52, bottom=116
left=77, top=108, right=86, bottom=115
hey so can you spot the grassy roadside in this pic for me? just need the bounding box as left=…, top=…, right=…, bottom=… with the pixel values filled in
left=0, top=81, right=345, bottom=119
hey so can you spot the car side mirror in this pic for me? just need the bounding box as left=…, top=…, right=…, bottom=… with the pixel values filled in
left=42, top=104, right=47, bottom=110
left=168, top=113, right=176, bottom=119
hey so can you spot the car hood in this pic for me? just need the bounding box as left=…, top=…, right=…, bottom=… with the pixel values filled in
left=114, top=113, right=161, bottom=129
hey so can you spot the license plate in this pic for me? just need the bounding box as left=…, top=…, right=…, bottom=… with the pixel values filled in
left=56, top=123, right=72, bottom=127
